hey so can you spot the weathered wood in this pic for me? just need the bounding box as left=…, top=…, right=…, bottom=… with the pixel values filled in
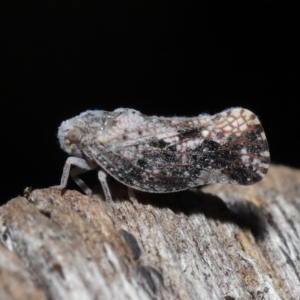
left=0, top=244, right=46, bottom=300
left=0, top=164, right=300, bottom=299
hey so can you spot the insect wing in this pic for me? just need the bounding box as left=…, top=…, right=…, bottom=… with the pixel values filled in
left=91, top=108, right=270, bottom=193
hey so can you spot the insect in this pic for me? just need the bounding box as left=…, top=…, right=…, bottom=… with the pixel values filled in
left=53, top=108, right=270, bottom=205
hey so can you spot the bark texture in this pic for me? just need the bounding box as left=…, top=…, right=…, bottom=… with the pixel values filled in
left=0, top=164, right=300, bottom=300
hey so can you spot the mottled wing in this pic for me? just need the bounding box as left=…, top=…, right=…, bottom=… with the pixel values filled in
left=91, top=108, right=270, bottom=193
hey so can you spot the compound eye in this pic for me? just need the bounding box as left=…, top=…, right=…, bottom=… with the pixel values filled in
left=65, top=128, right=82, bottom=144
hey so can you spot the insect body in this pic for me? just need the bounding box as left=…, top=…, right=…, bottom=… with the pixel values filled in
left=53, top=108, right=270, bottom=203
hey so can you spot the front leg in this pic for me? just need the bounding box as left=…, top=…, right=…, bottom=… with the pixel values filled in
left=52, top=157, right=95, bottom=194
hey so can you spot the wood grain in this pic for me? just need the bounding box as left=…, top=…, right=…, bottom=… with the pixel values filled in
left=0, top=164, right=299, bottom=299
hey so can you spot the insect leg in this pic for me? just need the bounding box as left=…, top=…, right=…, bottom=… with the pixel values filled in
left=70, top=167, right=93, bottom=195
left=128, top=187, right=140, bottom=210
left=52, top=157, right=95, bottom=194
left=97, top=170, right=114, bottom=206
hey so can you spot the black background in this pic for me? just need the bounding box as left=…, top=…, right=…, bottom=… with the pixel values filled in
left=1, top=1, right=299, bottom=204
